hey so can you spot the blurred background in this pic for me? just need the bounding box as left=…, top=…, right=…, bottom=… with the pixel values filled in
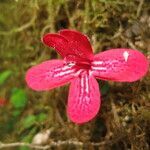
left=0, top=0, right=150, bottom=150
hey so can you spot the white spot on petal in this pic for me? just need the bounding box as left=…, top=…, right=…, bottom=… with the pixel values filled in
left=123, top=51, right=129, bottom=62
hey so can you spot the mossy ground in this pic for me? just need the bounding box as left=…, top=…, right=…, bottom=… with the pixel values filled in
left=0, top=0, right=150, bottom=150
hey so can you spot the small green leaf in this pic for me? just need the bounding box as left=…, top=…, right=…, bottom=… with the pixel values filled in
left=10, top=89, right=28, bottom=109
left=12, top=110, right=22, bottom=117
left=101, top=82, right=110, bottom=95
left=19, top=146, right=30, bottom=150
left=19, top=128, right=37, bottom=150
left=23, top=115, right=36, bottom=129
left=37, top=113, right=47, bottom=122
left=0, top=70, right=12, bottom=85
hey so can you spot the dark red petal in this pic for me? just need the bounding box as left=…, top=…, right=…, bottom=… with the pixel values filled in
left=59, top=29, right=94, bottom=60
left=42, top=33, right=70, bottom=57
left=67, top=72, right=101, bottom=124
left=92, top=49, right=149, bottom=82
left=26, top=60, right=76, bottom=91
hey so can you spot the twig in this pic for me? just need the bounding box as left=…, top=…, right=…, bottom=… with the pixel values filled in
left=0, top=1, right=38, bottom=35
left=136, top=0, right=144, bottom=18
left=83, top=0, right=90, bottom=33
left=111, top=25, right=138, bottom=50
left=110, top=97, right=120, bottom=124
left=64, top=2, right=75, bottom=28
left=111, top=25, right=123, bottom=40
left=0, top=14, right=36, bottom=35
left=120, top=35, right=137, bottom=50
left=40, top=25, right=51, bottom=37
left=0, top=140, right=106, bottom=149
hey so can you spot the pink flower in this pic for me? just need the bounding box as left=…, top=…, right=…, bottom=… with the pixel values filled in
left=26, top=29, right=149, bottom=124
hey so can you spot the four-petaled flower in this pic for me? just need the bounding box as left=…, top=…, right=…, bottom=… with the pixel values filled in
left=26, top=29, right=149, bottom=124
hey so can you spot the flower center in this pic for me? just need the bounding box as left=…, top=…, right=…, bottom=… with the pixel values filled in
left=64, top=55, right=92, bottom=70
left=76, top=61, right=91, bottom=70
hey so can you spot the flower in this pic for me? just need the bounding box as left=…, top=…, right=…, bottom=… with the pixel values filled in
left=26, top=29, right=149, bottom=124
left=0, top=98, right=7, bottom=107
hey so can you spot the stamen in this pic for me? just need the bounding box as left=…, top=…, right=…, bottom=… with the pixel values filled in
left=67, top=61, right=76, bottom=67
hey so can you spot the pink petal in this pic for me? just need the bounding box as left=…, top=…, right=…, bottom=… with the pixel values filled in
left=67, top=72, right=101, bottom=124
left=42, top=34, right=70, bottom=57
left=59, top=29, right=94, bottom=60
left=26, top=60, right=76, bottom=91
left=92, top=49, right=149, bottom=82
